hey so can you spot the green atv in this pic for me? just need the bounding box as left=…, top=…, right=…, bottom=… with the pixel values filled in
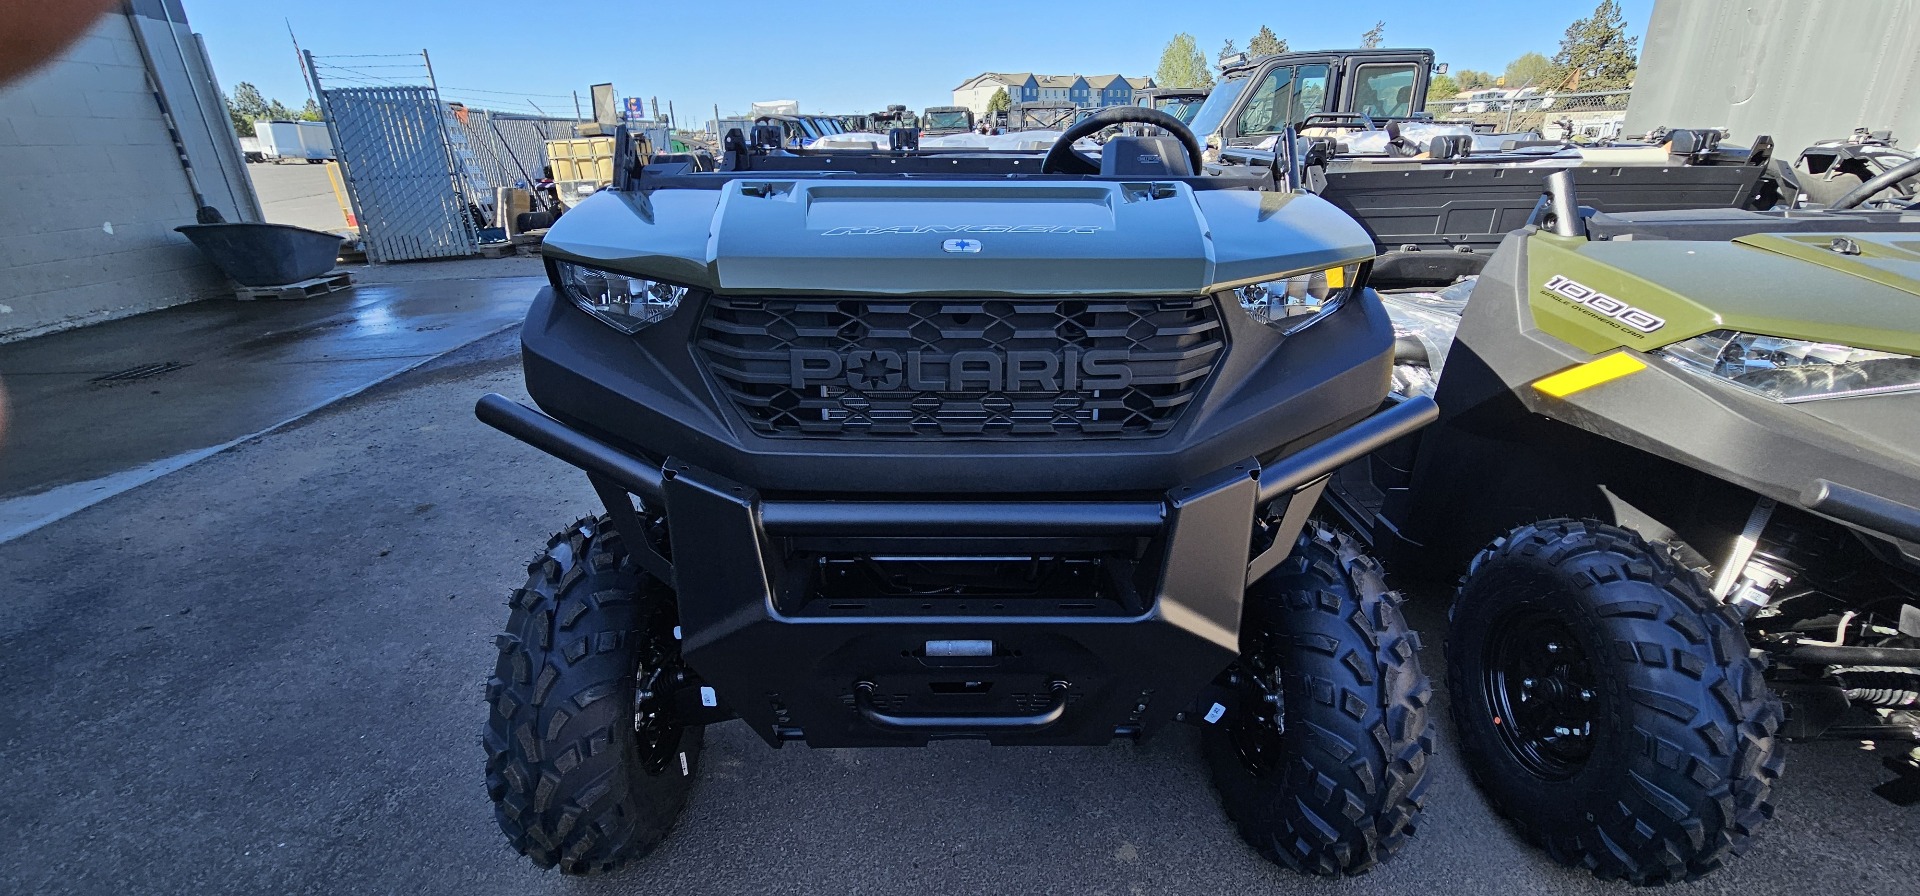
left=1327, top=162, right=1920, bottom=885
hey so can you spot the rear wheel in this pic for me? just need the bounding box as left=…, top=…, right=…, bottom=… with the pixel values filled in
left=1447, top=519, right=1783, bottom=885
left=484, top=516, right=702, bottom=875
left=1204, top=523, right=1434, bottom=876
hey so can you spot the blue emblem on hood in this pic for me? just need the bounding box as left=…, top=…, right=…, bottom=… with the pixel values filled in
left=942, top=239, right=983, bottom=254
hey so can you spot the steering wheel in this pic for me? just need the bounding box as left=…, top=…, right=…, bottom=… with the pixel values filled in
left=1041, top=106, right=1205, bottom=175
left=1830, top=153, right=1920, bottom=209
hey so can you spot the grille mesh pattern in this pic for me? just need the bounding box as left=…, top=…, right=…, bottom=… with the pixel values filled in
left=696, top=296, right=1225, bottom=439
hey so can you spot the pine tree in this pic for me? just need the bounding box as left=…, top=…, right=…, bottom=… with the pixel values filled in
left=1248, top=26, right=1287, bottom=57
left=1154, top=33, right=1215, bottom=89
left=1361, top=21, right=1385, bottom=49
left=1219, top=38, right=1239, bottom=65
left=1549, top=0, right=1639, bottom=89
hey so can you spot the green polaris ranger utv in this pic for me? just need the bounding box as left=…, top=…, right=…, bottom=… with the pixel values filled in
left=1329, top=161, right=1920, bottom=885
left=475, top=108, right=1437, bottom=877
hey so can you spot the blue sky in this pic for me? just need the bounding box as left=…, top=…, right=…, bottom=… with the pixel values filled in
left=185, top=0, right=1653, bottom=123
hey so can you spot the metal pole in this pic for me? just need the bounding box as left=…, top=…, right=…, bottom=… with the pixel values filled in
left=668, top=100, right=676, bottom=132
left=288, top=19, right=316, bottom=103
left=306, top=49, right=367, bottom=242
left=574, top=91, right=583, bottom=121
left=121, top=2, right=210, bottom=215
left=419, top=48, right=477, bottom=250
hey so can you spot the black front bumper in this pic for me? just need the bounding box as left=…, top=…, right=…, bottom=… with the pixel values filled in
left=477, top=393, right=1436, bottom=747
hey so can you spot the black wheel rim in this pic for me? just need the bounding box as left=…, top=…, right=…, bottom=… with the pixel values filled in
left=1225, top=640, right=1287, bottom=778
left=1483, top=606, right=1597, bottom=781
left=632, top=600, right=688, bottom=776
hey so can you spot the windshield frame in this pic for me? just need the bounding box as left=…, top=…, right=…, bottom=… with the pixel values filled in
left=1185, top=76, right=1250, bottom=140
left=924, top=110, right=973, bottom=131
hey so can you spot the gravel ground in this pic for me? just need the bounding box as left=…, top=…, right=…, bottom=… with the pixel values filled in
left=1, top=330, right=1915, bottom=895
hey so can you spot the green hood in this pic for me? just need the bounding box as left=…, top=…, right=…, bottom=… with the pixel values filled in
left=1526, top=232, right=1920, bottom=356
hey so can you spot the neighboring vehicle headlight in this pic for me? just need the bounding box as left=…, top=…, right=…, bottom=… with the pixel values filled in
left=1658, top=329, right=1920, bottom=403
left=1234, top=263, right=1361, bottom=335
left=553, top=261, right=687, bottom=335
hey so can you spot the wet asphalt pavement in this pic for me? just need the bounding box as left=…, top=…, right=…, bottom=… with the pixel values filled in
left=1, top=330, right=1917, bottom=895
left=0, top=270, right=538, bottom=539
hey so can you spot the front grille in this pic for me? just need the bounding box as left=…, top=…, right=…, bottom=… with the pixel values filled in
left=696, top=295, right=1226, bottom=439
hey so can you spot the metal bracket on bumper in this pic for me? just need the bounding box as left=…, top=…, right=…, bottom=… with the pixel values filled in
left=476, top=393, right=1437, bottom=747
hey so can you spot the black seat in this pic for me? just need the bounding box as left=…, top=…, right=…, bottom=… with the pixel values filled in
left=1100, top=136, right=1193, bottom=177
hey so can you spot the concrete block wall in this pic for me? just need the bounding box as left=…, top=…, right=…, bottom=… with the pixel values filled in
left=0, top=4, right=261, bottom=342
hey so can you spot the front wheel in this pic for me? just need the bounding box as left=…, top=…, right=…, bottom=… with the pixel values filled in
left=1447, top=519, right=1783, bottom=885
left=1204, top=523, right=1434, bottom=876
left=483, top=516, right=702, bottom=875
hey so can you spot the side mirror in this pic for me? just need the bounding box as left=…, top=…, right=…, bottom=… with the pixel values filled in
left=1433, top=62, right=1449, bottom=75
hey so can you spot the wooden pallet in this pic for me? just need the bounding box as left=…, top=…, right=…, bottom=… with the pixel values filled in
left=233, top=271, right=354, bottom=301
left=476, top=242, right=516, bottom=259
left=512, top=228, right=547, bottom=256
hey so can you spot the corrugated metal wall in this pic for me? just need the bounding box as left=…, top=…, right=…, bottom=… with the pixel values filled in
left=1625, top=0, right=1920, bottom=154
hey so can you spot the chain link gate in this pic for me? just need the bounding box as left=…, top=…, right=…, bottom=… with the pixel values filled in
left=318, top=85, right=478, bottom=262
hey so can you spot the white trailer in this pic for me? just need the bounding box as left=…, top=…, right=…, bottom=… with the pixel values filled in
left=254, top=120, right=335, bottom=163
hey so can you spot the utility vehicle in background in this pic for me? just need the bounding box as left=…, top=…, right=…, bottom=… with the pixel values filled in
left=1135, top=87, right=1211, bottom=125
left=920, top=106, right=975, bottom=136
left=1332, top=164, right=1920, bottom=884
left=1006, top=100, right=1077, bottom=131
left=1194, top=48, right=1779, bottom=287
left=477, top=107, right=1436, bottom=877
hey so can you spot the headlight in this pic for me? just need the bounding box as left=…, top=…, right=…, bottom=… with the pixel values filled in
left=1658, top=329, right=1920, bottom=403
left=1233, top=263, right=1361, bottom=335
left=553, top=261, right=687, bottom=335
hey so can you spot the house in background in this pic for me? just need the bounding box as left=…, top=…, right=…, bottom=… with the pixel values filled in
left=951, top=73, right=1037, bottom=116
left=1034, top=75, right=1086, bottom=105
left=1085, top=75, right=1155, bottom=107
left=951, top=72, right=1156, bottom=116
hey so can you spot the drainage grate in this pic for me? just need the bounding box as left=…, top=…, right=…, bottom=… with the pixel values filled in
left=91, top=362, right=189, bottom=385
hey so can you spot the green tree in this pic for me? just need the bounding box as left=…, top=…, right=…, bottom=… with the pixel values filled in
left=1428, top=72, right=1459, bottom=100
left=1248, top=25, right=1286, bottom=57
left=1455, top=69, right=1494, bottom=91
left=299, top=98, right=324, bottom=122
left=1154, top=33, right=1214, bottom=89
left=1504, top=51, right=1555, bottom=89
left=1361, top=20, right=1385, bottom=49
left=1549, top=0, right=1639, bottom=89
left=230, top=82, right=269, bottom=119
left=1219, top=38, right=1239, bottom=65
left=986, top=87, right=1011, bottom=114
left=225, top=94, right=254, bottom=137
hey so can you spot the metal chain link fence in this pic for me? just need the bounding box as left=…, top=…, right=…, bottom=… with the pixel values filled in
left=450, top=108, right=589, bottom=190
left=318, top=85, right=478, bottom=263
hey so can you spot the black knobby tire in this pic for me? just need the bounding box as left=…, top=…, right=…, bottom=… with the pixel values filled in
left=1205, top=524, right=1435, bottom=876
left=484, top=516, right=702, bottom=875
left=1447, top=519, right=1783, bottom=886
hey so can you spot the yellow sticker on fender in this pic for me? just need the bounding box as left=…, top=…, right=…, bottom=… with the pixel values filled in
left=1532, top=352, right=1648, bottom=398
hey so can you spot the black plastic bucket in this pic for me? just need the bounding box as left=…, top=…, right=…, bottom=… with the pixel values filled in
left=174, top=223, right=344, bottom=287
